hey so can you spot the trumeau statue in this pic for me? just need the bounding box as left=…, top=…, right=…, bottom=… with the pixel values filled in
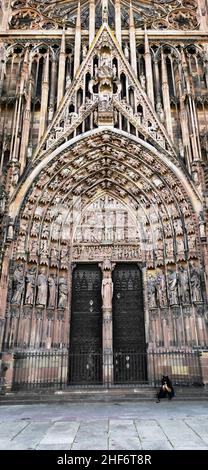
left=101, top=270, right=113, bottom=310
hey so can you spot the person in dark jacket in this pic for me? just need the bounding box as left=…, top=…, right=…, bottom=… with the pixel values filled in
left=156, top=375, right=174, bottom=402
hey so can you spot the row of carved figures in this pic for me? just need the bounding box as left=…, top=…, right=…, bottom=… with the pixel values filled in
left=147, top=264, right=204, bottom=308
left=11, top=265, right=68, bottom=309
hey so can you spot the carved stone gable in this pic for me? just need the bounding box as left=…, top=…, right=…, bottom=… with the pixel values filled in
left=34, top=22, right=176, bottom=162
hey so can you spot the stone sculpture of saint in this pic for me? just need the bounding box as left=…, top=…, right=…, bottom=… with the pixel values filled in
left=156, top=271, right=167, bottom=307
left=124, top=44, right=129, bottom=60
left=36, top=271, right=48, bottom=307
left=147, top=275, right=157, bottom=308
left=179, top=266, right=190, bottom=304
left=101, top=271, right=113, bottom=310
left=82, top=44, right=87, bottom=60
left=190, top=264, right=202, bottom=302
left=58, top=277, right=68, bottom=309
left=11, top=265, right=24, bottom=305
left=140, top=73, right=146, bottom=90
left=168, top=270, right=178, bottom=305
left=156, top=102, right=165, bottom=123
left=25, top=268, right=36, bottom=305
left=48, top=275, right=56, bottom=309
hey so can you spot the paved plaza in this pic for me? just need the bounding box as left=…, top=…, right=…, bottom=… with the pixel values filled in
left=0, top=400, right=208, bottom=450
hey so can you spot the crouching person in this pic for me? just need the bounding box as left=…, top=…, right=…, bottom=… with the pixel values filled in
left=156, top=375, right=175, bottom=403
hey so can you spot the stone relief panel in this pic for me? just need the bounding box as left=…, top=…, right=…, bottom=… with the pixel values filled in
left=73, top=195, right=139, bottom=245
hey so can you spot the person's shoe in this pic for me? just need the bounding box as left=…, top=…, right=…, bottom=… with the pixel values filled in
left=155, top=399, right=160, bottom=403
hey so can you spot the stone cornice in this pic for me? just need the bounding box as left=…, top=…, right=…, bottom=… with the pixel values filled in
left=0, top=29, right=208, bottom=42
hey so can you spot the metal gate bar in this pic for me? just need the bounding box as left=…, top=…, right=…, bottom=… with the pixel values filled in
left=11, top=350, right=203, bottom=391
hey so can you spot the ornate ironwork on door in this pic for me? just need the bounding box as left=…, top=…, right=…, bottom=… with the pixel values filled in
left=112, top=263, right=147, bottom=383
left=69, top=264, right=102, bottom=384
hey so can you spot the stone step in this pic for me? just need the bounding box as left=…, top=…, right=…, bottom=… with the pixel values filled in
left=0, top=386, right=207, bottom=404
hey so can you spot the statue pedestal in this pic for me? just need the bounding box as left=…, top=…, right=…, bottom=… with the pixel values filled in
left=102, top=307, right=114, bottom=385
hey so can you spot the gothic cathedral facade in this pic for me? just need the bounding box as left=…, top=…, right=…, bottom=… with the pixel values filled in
left=0, top=1, right=208, bottom=388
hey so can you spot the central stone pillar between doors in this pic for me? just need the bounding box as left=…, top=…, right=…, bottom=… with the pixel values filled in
left=100, top=259, right=115, bottom=385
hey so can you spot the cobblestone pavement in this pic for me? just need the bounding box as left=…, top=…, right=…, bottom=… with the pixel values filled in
left=0, top=401, right=208, bottom=450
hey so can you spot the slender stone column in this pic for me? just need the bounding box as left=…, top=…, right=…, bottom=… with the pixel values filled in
left=1, top=0, right=11, bottom=30
left=203, top=45, right=208, bottom=89
left=11, top=48, right=29, bottom=162
left=74, top=1, right=81, bottom=76
left=0, top=43, right=5, bottom=97
left=57, top=29, right=66, bottom=107
left=129, top=1, right=137, bottom=75
left=19, top=76, right=33, bottom=174
left=49, top=57, right=57, bottom=121
left=115, top=0, right=122, bottom=46
left=144, top=29, right=154, bottom=106
left=89, top=0, right=95, bottom=46
left=38, top=52, right=49, bottom=142
left=181, top=50, right=201, bottom=161
left=100, top=260, right=114, bottom=385
left=153, top=57, right=161, bottom=106
left=176, top=58, right=192, bottom=170
left=161, top=51, right=173, bottom=140
left=197, top=0, right=208, bottom=31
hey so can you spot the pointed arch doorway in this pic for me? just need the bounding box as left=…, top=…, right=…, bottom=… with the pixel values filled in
left=69, top=262, right=146, bottom=385
left=68, top=192, right=147, bottom=386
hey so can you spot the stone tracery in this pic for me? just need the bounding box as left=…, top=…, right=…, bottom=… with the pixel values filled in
left=9, top=1, right=199, bottom=31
